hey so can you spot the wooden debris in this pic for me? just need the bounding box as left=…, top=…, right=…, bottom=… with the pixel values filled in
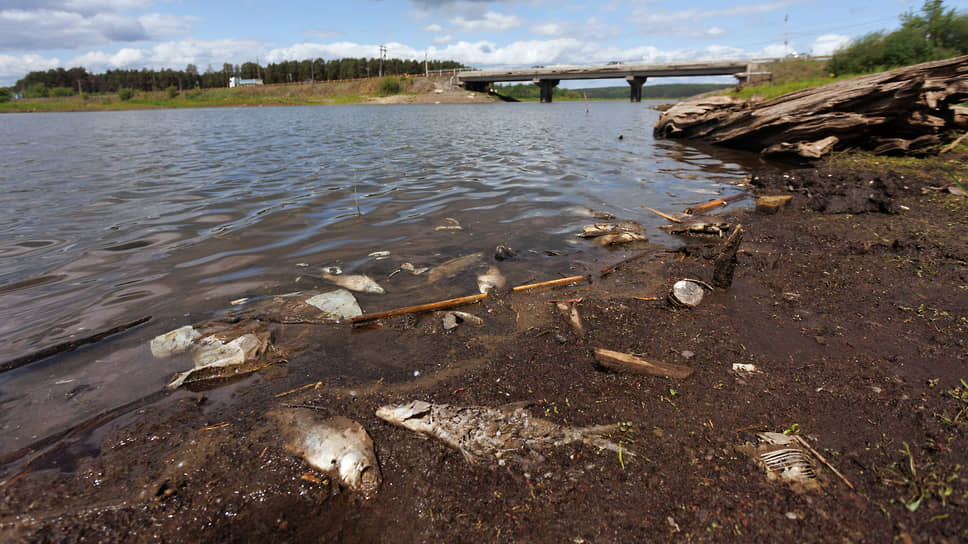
left=794, top=435, right=855, bottom=491
left=275, top=381, right=323, bottom=398
left=684, top=193, right=747, bottom=215
left=641, top=206, right=683, bottom=223
left=0, top=316, right=151, bottom=374
left=654, top=55, right=968, bottom=159
left=940, top=131, right=968, bottom=154
left=351, top=293, right=488, bottom=323
left=556, top=302, right=585, bottom=336
left=755, top=195, right=793, bottom=214
left=659, top=222, right=732, bottom=237
left=593, top=348, right=694, bottom=379
left=512, top=275, right=587, bottom=292
left=713, top=224, right=744, bottom=289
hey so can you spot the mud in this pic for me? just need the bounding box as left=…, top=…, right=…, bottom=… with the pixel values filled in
left=2, top=156, right=967, bottom=543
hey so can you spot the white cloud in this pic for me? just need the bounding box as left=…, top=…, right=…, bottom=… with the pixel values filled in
left=0, top=8, right=195, bottom=51
left=632, top=1, right=798, bottom=29
left=433, top=34, right=453, bottom=45
left=531, top=22, right=563, bottom=37
left=423, top=23, right=444, bottom=32
left=811, top=34, right=851, bottom=56
left=450, top=11, right=521, bottom=33
left=704, top=26, right=726, bottom=37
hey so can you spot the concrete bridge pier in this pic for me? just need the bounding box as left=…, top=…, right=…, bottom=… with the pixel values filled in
left=626, top=76, right=647, bottom=102
left=533, top=78, right=560, bottom=103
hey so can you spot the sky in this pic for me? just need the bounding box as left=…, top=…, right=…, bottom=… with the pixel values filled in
left=1, top=0, right=965, bottom=87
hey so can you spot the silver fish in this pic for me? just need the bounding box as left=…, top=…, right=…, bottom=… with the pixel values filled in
left=476, top=265, right=506, bottom=293
left=317, top=273, right=385, bottom=294
left=577, top=220, right=644, bottom=238
left=376, top=400, right=632, bottom=465
left=271, top=409, right=382, bottom=498
left=427, top=252, right=483, bottom=284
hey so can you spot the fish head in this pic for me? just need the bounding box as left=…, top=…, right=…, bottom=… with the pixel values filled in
left=376, top=400, right=434, bottom=432
left=338, top=450, right=381, bottom=499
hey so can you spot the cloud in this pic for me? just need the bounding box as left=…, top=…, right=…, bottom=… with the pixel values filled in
left=631, top=1, right=799, bottom=31
left=432, top=34, right=453, bottom=45
left=450, top=11, right=521, bottom=33
left=529, top=17, right=617, bottom=40
left=0, top=8, right=195, bottom=51
left=811, top=34, right=851, bottom=55
left=423, top=23, right=444, bottom=32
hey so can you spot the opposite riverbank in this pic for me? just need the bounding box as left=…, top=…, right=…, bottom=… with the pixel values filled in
left=0, top=75, right=496, bottom=113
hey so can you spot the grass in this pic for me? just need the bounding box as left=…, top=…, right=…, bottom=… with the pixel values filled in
left=0, top=77, right=431, bottom=113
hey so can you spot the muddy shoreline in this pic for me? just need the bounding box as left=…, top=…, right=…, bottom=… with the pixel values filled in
left=2, top=153, right=967, bottom=542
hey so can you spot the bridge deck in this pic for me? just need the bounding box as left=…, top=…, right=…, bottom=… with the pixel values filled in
left=457, top=60, right=752, bottom=84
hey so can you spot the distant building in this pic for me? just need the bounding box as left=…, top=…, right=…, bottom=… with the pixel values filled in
left=228, top=77, right=264, bottom=88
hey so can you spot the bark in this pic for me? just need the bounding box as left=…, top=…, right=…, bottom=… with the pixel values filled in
left=653, top=55, right=968, bottom=159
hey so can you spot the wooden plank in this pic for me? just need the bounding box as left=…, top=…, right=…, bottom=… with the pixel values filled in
left=593, top=348, right=694, bottom=379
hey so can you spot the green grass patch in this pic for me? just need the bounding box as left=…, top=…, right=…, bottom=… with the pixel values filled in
left=726, top=75, right=856, bottom=101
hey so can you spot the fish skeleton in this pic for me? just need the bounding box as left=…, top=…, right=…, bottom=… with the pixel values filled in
left=271, top=409, right=381, bottom=498
left=376, top=400, right=632, bottom=465
left=317, top=273, right=385, bottom=294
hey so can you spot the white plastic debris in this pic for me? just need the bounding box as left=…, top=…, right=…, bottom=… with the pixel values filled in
left=305, top=289, right=363, bottom=321
left=150, top=326, right=200, bottom=358
left=670, top=280, right=704, bottom=307
left=368, top=251, right=390, bottom=259
left=167, top=333, right=268, bottom=389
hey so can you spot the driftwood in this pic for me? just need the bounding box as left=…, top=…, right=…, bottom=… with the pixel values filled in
left=512, top=275, right=587, bottom=292
left=684, top=193, right=748, bottom=215
left=713, top=224, right=744, bottom=288
left=593, top=348, right=694, bottom=379
left=654, top=55, right=968, bottom=159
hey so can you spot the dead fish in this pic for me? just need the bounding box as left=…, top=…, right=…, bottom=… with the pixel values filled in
left=368, top=250, right=391, bottom=260
left=494, top=245, right=516, bottom=261
left=321, top=266, right=343, bottom=275
left=659, top=222, right=731, bottom=237
left=150, top=325, right=200, bottom=358
left=737, top=432, right=821, bottom=493
left=317, top=273, right=385, bottom=294
left=476, top=265, right=506, bottom=293
left=596, top=232, right=649, bottom=246
left=427, top=252, right=483, bottom=284
left=434, top=217, right=462, bottom=231
left=570, top=207, right=616, bottom=220
left=270, top=409, right=381, bottom=498
left=577, top=220, right=644, bottom=238
left=441, top=311, right=484, bottom=331
left=401, top=262, right=429, bottom=275
left=376, top=400, right=632, bottom=465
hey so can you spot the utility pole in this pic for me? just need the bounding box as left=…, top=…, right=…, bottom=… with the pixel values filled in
left=784, top=14, right=789, bottom=59
left=379, top=45, right=387, bottom=77
left=425, top=50, right=428, bottom=76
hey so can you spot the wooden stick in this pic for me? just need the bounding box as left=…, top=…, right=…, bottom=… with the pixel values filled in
left=593, top=348, right=694, bottom=379
left=0, top=316, right=151, bottom=374
left=275, top=381, right=321, bottom=398
left=794, top=435, right=855, bottom=491
left=512, top=275, right=586, bottom=292
left=684, top=193, right=748, bottom=215
left=641, top=206, right=683, bottom=223
left=940, top=131, right=968, bottom=154
left=352, top=293, right=488, bottom=323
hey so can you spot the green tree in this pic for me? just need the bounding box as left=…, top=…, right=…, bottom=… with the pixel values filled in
left=0, top=88, right=12, bottom=102
left=166, top=85, right=179, bottom=98
left=118, top=87, right=133, bottom=101
left=827, top=0, right=968, bottom=74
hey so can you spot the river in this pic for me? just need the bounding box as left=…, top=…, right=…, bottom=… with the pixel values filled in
left=0, top=101, right=754, bottom=458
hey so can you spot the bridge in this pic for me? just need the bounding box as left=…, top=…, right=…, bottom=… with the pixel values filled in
left=456, top=60, right=763, bottom=102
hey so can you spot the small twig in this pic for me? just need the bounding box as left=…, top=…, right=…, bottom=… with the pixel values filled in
left=794, top=435, right=855, bottom=491
left=281, top=403, right=325, bottom=410
left=275, top=381, right=322, bottom=398
left=641, top=206, right=683, bottom=223
left=940, top=131, right=968, bottom=154
left=200, top=422, right=229, bottom=431
left=512, top=275, right=587, bottom=292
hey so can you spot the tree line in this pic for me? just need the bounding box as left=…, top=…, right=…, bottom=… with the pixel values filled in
left=10, top=57, right=465, bottom=97
left=827, top=0, right=968, bottom=75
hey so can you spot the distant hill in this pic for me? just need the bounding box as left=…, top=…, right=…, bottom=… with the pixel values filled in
left=494, top=83, right=732, bottom=100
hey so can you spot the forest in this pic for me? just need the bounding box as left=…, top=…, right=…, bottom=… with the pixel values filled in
left=9, top=57, right=465, bottom=98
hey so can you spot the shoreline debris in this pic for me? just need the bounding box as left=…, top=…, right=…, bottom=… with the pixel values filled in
left=684, top=193, right=747, bottom=215
left=434, top=217, right=462, bottom=231
left=316, top=273, right=385, bottom=294
left=441, top=311, right=484, bottom=331
left=271, top=409, right=381, bottom=498
left=376, top=400, right=632, bottom=465
left=166, top=332, right=271, bottom=389
left=593, top=348, right=694, bottom=379
left=476, top=266, right=506, bottom=293
left=669, top=280, right=705, bottom=308
left=427, top=253, right=483, bottom=284
left=712, top=224, right=744, bottom=289
left=305, top=289, right=363, bottom=321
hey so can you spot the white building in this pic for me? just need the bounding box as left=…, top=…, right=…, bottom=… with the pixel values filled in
left=228, top=77, right=264, bottom=88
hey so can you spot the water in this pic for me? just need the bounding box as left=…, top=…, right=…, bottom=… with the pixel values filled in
left=0, top=101, right=754, bottom=457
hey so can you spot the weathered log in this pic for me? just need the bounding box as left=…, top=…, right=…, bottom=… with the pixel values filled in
left=654, top=55, right=968, bottom=159
left=593, top=348, right=694, bottom=379
left=713, top=224, right=744, bottom=289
